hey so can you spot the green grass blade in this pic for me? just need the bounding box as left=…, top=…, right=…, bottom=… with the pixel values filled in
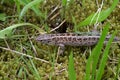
left=77, top=0, right=119, bottom=27
left=30, top=58, right=41, bottom=80
left=72, top=16, right=77, bottom=32
left=19, top=0, right=44, bottom=21
left=62, top=0, right=67, bottom=7
left=18, top=0, right=31, bottom=4
left=22, top=58, right=41, bottom=80
left=115, top=59, right=120, bottom=80
left=96, top=31, right=117, bottom=80
left=84, top=23, right=110, bottom=80
left=14, top=0, right=21, bottom=14
left=69, top=0, right=74, bottom=4
left=61, top=0, right=67, bottom=18
left=0, top=23, right=45, bottom=39
left=91, top=23, right=110, bottom=80
left=17, top=66, right=24, bottom=77
left=0, top=13, right=6, bottom=21
left=68, top=51, right=76, bottom=80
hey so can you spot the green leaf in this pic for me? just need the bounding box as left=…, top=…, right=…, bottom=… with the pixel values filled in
left=68, top=51, right=76, bottom=80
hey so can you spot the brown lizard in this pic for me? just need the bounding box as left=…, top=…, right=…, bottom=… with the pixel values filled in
left=36, top=32, right=120, bottom=54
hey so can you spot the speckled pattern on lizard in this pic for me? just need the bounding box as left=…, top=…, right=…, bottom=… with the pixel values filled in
left=36, top=32, right=120, bottom=54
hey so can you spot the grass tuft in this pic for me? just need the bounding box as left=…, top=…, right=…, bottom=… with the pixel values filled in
left=84, top=23, right=110, bottom=80
left=96, top=30, right=117, bottom=80
left=84, top=23, right=117, bottom=80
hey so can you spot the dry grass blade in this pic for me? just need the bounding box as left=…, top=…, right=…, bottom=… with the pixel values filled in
left=0, top=46, right=50, bottom=64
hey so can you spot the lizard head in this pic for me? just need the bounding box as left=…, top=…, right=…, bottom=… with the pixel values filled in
left=113, top=36, right=120, bottom=42
left=36, top=34, right=52, bottom=44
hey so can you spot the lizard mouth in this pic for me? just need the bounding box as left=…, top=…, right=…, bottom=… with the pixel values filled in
left=36, top=37, right=40, bottom=41
left=113, top=37, right=120, bottom=41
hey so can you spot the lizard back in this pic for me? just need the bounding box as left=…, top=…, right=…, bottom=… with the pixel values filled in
left=36, top=33, right=120, bottom=46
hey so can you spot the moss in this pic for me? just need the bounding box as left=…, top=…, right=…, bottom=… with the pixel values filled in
left=0, top=0, right=120, bottom=80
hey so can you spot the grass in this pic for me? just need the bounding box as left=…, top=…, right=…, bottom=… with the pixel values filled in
left=96, top=30, right=117, bottom=80
left=0, top=0, right=120, bottom=80
left=18, top=0, right=45, bottom=21
left=26, top=58, right=41, bottom=80
left=68, top=51, right=76, bottom=80
left=84, top=23, right=117, bottom=80
left=68, top=23, right=117, bottom=80
left=0, top=13, right=6, bottom=21
left=85, top=23, right=110, bottom=80
left=0, top=23, right=45, bottom=39
left=77, top=0, right=119, bottom=27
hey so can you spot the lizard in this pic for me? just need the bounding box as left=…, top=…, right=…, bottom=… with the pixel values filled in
left=36, top=32, right=120, bottom=54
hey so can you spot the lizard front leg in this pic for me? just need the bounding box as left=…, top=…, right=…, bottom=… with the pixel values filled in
left=56, top=44, right=65, bottom=62
left=57, top=44, right=65, bottom=55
